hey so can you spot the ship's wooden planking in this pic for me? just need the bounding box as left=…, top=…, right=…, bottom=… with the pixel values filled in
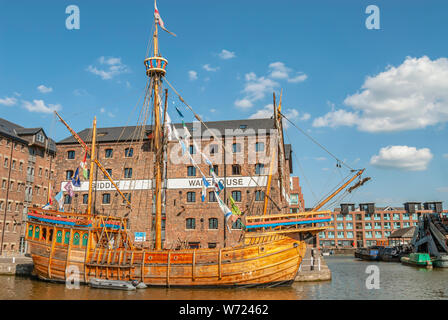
left=26, top=210, right=306, bottom=287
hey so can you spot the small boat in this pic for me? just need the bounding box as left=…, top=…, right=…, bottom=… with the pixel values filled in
left=432, top=254, right=448, bottom=268
left=380, top=246, right=410, bottom=262
left=354, top=246, right=381, bottom=261
left=400, top=253, right=432, bottom=269
left=89, top=278, right=136, bottom=290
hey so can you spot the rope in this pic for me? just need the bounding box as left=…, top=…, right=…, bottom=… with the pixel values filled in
left=163, top=77, right=283, bottom=212
left=279, top=111, right=354, bottom=171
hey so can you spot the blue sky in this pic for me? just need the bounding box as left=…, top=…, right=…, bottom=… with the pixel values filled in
left=1, top=0, right=447, bottom=208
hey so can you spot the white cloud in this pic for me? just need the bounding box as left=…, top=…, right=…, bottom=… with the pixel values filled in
left=443, top=153, right=448, bottom=159
left=22, top=100, right=61, bottom=114
left=188, top=70, right=198, bottom=81
left=299, top=113, right=311, bottom=121
left=37, top=85, right=53, bottom=93
left=235, top=63, right=307, bottom=109
left=73, top=89, right=88, bottom=96
left=288, top=73, right=308, bottom=83
left=235, top=73, right=279, bottom=109
left=312, top=109, right=358, bottom=128
left=249, top=103, right=308, bottom=125
left=315, top=157, right=327, bottom=161
left=100, top=107, right=115, bottom=118
left=87, top=56, right=130, bottom=80
left=235, top=98, right=253, bottom=109
left=203, top=64, right=219, bottom=72
left=218, top=49, right=236, bottom=60
left=436, top=187, right=448, bottom=193
left=0, top=96, right=18, bottom=106
left=313, top=56, right=448, bottom=132
left=370, top=145, right=433, bottom=171
left=269, top=62, right=291, bottom=79
left=269, top=62, right=308, bottom=83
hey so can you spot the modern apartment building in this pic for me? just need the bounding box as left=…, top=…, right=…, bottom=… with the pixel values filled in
left=318, top=202, right=447, bottom=248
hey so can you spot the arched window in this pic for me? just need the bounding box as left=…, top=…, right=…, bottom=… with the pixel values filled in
left=56, top=230, right=63, bottom=243
left=34, top=226, right=40, bottom=239
left=73, top=232, right=80, bottom=246
left=28, top=225, right=33, bottom=238
left=82, top=234, right=88, bottom=247
left=64, top=231, right=70, bottom=245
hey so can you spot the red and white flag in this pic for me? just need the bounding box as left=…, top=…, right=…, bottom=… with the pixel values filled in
left=154, top=1, right=176, bottom=37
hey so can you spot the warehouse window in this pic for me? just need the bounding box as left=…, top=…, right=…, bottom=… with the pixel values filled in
left=232, top=218, right=243, bottom=230
left=66, top=170, right=74, bottom=180
left=105, top=149, right=113, bottom=158
left=186, top=218, right=196, bottom=229
left=231, top=191, right=242, bottom=202
left=102, top=193, right=111, bottom=204
left=187, top=192, right=196, bottom=203
left=209, top=165, right=218, bottom=176
left=255, top=142, right=265, bottom=152
left=187, top=166, right=196, bottom=177
left=64, top=195, right=71, bottom=204
left=67, top=150, right=75, bottom=159
left=255, top=163, right=265, bottom=175
left=122, top=193, right=131, bottom=204
left=232, top=164, right=241, bottom=175
left=209, top=144, right=218, bottom=154
left=208, top=191, right=217, bottom=202
left=208, top=218, right=218, bottom=229
left=124, top=148, right=134, bottom=157
left=104, top=169, right=112, bottom=179
left=232, top=143, right=241, bottom=153
left=255, top=190, right=264, bottom=201
left=124, top=168, right=133, bottom=178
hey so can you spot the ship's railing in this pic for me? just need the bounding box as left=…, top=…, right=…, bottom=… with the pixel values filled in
left=245, top=211, right=332, bottom=236
left=27, top=208, right=125, bottom=231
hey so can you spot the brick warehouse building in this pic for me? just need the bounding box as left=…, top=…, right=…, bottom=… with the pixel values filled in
left=289, top=176, right=305, bottom=213
left=55, top=118, right=297, bottom=249
left=318, top=202, right=448, bottom=248
left=0, top=118, right=56, bottom=255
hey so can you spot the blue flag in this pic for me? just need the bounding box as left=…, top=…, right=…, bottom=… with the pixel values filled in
left=175, top=107, right=184, bottom=118
left=72, top=168, right=81, bottom=187
left=202, top=177, right=210, bottom=188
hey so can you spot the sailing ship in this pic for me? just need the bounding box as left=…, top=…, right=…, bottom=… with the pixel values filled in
left=25, top=1, right=367, bottom=287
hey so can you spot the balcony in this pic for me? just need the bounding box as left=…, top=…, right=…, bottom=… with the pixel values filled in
left=28, top=155, right=36, bottom=163
left=26, top=175, right=34, bottom=183
left=25, top=194, right=32, bottom=202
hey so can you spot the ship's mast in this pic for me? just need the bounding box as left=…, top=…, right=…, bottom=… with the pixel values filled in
left=144, top=2, right=168, bottom=250
left=87, top=117, right=97, bottom=215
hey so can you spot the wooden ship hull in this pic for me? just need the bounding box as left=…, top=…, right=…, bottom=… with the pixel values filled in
left=26, top=209, right=307, bottom=287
